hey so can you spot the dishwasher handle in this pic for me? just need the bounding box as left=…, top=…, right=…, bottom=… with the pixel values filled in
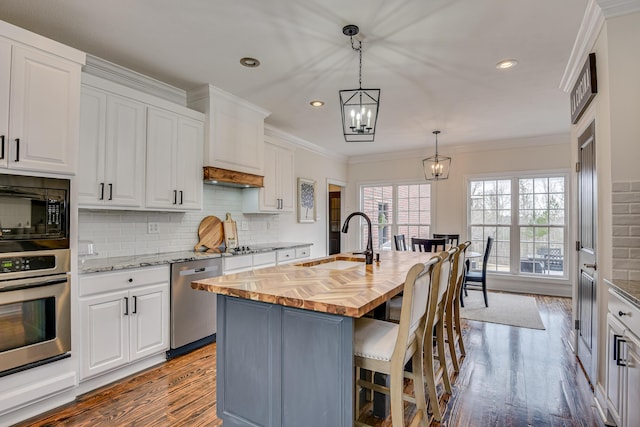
left=179, top=265, right=221, bottom=277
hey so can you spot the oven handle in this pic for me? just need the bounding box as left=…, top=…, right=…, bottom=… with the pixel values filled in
left=0, top=274, right=68, bottom=292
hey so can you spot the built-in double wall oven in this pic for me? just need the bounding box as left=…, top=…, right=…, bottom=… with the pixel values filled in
left=0, top=173, right=71, bottom=376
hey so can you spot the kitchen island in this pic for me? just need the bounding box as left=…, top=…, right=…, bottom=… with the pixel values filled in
left=191, top=250, right=438, bottom=427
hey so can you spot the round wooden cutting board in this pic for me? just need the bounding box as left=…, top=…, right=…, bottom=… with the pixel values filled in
left=194, top=216, right=224, bottom=252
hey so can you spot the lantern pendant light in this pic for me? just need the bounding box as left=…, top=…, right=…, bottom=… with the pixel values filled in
left=423, top=130, right=451, bottom=181
left=339, top=25, right=380, bottom=142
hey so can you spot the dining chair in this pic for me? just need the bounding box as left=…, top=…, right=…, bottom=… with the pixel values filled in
left=463, top=236, right=493, bottom=307
left=421, top=248, right=455, bottom=422
left=393, top=234, right=408, bottom=251
left=445, top=241, right=471, bottom=373
left=411, top=237, right=446, bottom=253
left=433, top=233, right=460, bottom=247
left=354, top=257, right=440, bottom=427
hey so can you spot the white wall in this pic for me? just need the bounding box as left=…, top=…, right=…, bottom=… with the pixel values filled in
left=572, top=10, right=640, bottom=403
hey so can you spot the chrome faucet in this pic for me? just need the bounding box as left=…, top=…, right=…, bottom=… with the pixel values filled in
left=341, top=212, right=374, bottom=265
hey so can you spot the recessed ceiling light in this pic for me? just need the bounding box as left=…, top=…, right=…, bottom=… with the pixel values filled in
left=496, top=59, right=518, bottom=70
left=240, top=57, right=260, bottom=68
left=309, top=100, right=325, bottom=107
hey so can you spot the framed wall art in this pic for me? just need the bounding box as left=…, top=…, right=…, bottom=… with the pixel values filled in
left=297, top=177, right=316, bottom=223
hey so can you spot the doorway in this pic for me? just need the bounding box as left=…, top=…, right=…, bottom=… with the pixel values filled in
left=328, top=183, right=343, bottom=255
left=576, top=120, right=597, bottom=384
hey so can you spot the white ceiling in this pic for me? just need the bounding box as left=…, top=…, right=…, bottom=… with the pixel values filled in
left=0, top=0, right=588, bottom=157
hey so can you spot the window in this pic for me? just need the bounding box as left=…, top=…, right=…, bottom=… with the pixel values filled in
left=469, top=179, right=511, bottom=272
left=468, top=174, right=567, bottom=277
left=361, top=183, right=431, bottom=251
left=518, top=177, right=565, bottom=276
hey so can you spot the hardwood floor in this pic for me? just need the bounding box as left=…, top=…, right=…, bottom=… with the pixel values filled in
left=15, top=293, right=604, bottom=427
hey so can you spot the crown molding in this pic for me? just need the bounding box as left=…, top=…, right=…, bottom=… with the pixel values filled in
left=83, top=54, right=187, bottom=105
left=347, top=133, right=569, bottom=165
left=560, top=0, right=605, bottom=92
left=264, top=124, right=347, bottom=162
left=560, top=0, right=640, bottom=92
left=187, top=84, right=271, bottom=118
left=597, top=0, right=640, bottom=17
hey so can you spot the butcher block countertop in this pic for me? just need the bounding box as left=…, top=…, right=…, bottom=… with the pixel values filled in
left=191, top=250, right=439, bottom=317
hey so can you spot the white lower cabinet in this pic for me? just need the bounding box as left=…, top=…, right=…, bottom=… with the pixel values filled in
left=605, top=287, right=640, bottom=427
left=79, top=266, right=169, bottom=380
left=223, top=246, right=311, bottom=274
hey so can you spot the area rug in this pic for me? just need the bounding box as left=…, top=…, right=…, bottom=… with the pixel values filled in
left=460, top=291, right=545, bottom=330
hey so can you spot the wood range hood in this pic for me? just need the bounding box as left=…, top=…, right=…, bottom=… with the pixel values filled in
left=203, top=166, right=264, bottom=188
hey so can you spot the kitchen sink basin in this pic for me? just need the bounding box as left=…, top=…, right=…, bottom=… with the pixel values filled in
left=295, top=256, right=365, bottom=270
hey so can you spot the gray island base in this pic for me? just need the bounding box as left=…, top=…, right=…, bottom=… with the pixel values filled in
left=217, top=294, right=353, bottom=426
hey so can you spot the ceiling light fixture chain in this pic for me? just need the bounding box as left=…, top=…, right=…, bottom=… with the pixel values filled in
left=339, top=24, right=380, bottom=143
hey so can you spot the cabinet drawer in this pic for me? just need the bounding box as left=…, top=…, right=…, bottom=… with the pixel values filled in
left=277, top=249, right=295, bottom=263
left=295, top=247, right=310, bottom=259
left=80, top=265, right=169, bottom=297
left=609, top=288, right=640, bottom=335
left=224, top=254, right=253, bottom=273
left=253, top=252, right=276, bottom=268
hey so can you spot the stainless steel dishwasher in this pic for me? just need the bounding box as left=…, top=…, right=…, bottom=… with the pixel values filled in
left=167, top=256, right=222, bottom=359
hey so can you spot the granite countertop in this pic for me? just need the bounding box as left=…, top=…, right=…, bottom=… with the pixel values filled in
left=605, top=278, right=640, bottom=308
left=191, top=251, right=439, bottom=318
left=79, top=250, right=222, bottom=274
left=78, top=242, right=313, bottom=274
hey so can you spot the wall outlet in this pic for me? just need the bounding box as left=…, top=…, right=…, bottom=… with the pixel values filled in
left=148, top=222, right=160, bottom=234
left=240, top=221, right=249, bottom=231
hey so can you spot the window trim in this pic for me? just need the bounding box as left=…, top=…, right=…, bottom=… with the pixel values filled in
left=465, top=170, right=570, bottom=280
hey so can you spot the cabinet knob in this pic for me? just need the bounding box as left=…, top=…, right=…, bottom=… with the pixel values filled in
left=619, top=310, right=629, bottom=317
left=128, top=278, right=133, bottom=283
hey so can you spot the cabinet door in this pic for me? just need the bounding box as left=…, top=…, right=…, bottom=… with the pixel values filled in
left=129, top=283, right=169, bottom=361
left=8, top=45, right=80, bottom=174
left=606, top=314, right=624, bottom=426
left=0, top=38, right=9, bottom=169
left=104, top=94, right=146, bottom=207
left=145, top=107, right=178, bottom=209
left=260, top=142, right=279, bottom=211
left=80, top=290, right=129, bottom=380
left=278, top=146, right=295, bottom=212
left=624, top=334, right=640, bottom=427
left=78, top=86, right=108, bottom=205
left=175, top=116, right=203, bottom=210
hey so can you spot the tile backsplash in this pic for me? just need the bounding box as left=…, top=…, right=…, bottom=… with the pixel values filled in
left=78, top=185, right=280, bottom=258
left=612, top=181, right=640, bottom=281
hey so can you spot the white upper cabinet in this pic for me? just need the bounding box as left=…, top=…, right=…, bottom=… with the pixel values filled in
left=187, top=85, right=270, bottom=176
left=78, top=83, right=146, bottom=208
left=0, top=38, right=9, bottom=163
left=145, top=106, right=203, bottom=210
left=79, top=73, right=204, bottom=211
left=0, top=22, right=85, bottom=174
left=243, top=138, right=295, bottom=214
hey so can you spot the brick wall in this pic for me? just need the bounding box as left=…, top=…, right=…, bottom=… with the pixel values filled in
left=612, top=181, right=640, bottom=280
left=78, top=185, right=281, bottom=258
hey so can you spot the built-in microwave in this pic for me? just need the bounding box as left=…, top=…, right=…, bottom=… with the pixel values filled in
left=0, top=174, right=69, bottom=253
